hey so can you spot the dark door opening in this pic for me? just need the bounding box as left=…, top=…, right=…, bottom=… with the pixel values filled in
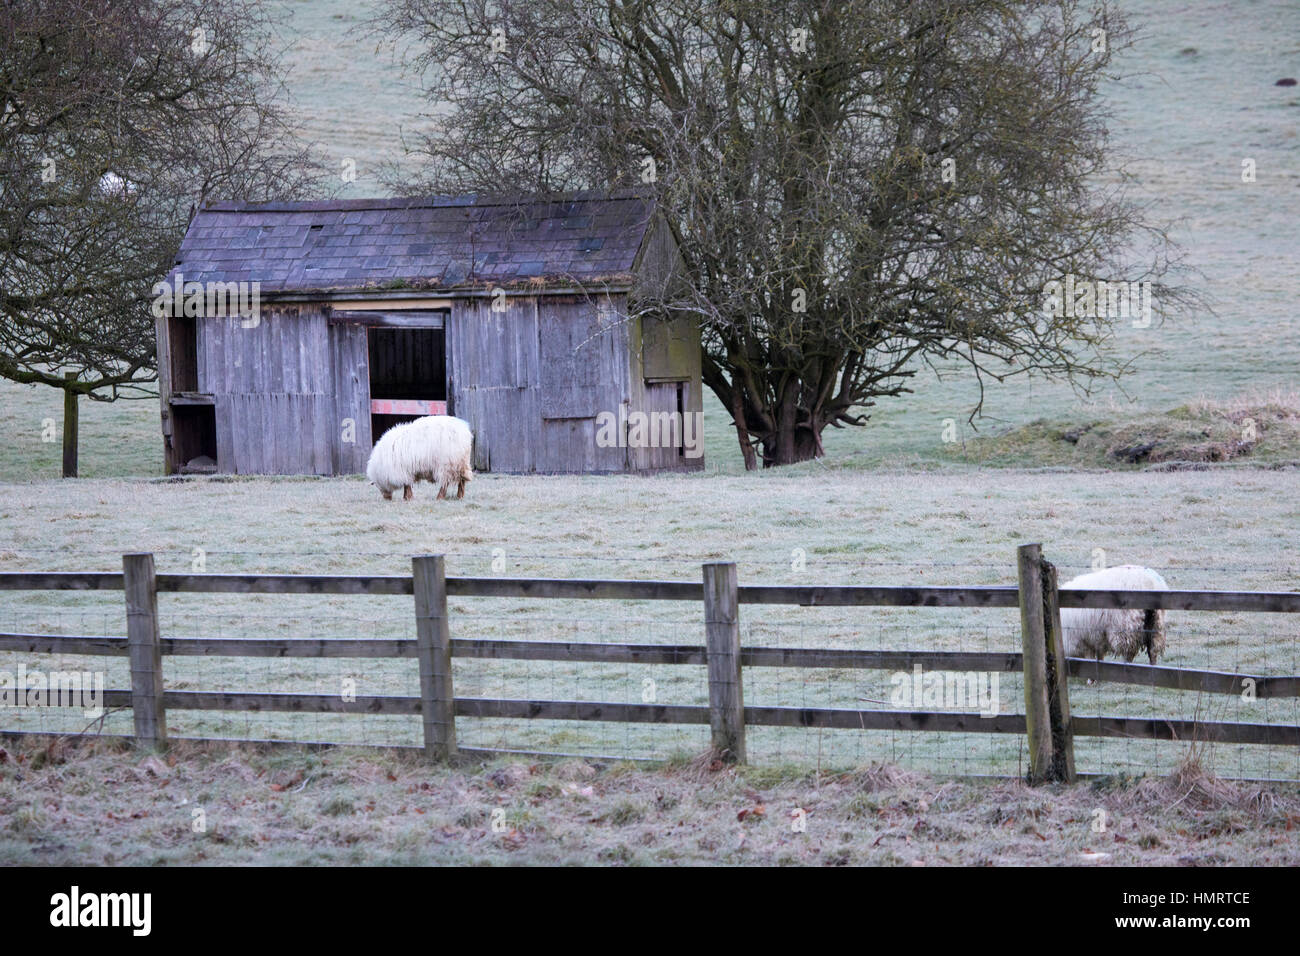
left=171, top=403, right=217, bottom=473
left=164, top=316, right=218, bottom=473
left=367, top=323, right=448, bottom=441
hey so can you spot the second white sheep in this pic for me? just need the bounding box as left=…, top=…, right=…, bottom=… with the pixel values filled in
left=1060, top=565, right=1169, bottom=664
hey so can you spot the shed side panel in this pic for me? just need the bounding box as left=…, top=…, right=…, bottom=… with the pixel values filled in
left=448, top=296, right=540, bottom=473
left=329, top=321, right=372, bottom=474
left=534, top=294, right=630, bottom=473
left=197, top=306, right=334, bottom=475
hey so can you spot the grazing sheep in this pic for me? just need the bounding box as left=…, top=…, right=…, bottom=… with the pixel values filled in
left=1060, top=565, right=1169, bottom=665
left=366, top=415, right=473, bottom=501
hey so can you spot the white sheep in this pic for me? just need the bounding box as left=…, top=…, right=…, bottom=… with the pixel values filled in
left=366, top=415, right=473, bottom=501
left=1059, top=565, right=1169, bottom=665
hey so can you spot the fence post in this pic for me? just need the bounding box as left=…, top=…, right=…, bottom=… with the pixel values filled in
left=1017, top=543, right=1053, bottom=783
left=413, top=555, right=457, bottom=762
left=123, top=553, right=166, bottom=750
left=1041, top=559, right=1077, bottom=783
left=703, top=562, right=746, bottom=764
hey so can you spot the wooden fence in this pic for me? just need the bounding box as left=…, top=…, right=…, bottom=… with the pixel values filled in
left=1, top=544, right=1298, bottom=783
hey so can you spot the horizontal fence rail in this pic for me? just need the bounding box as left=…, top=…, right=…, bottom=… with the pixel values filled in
left=3, top=571, right=1300, bottom=613
left=4, top=632, right=1296, bottom=698
left=2, top=549, right=1299, bottom=781
left=62, top=689, right=1300, bottom=747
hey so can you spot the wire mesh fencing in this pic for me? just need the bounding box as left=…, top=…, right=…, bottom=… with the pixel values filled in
left=1, top=563, right=1298, bottom=782
left=0, top=596, right=133, bottom=739
left=739, top=610, right=1023, bottom=776
left=1067, top=617, right=1300, bottom=783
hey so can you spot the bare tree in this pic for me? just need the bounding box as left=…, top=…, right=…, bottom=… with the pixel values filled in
left=377, top=0, right=1194, bottom=468
left=0, top=0, right=321, bottom=471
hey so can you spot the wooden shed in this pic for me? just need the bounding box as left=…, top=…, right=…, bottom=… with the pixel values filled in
left=155, top=192, right=703, bottom=476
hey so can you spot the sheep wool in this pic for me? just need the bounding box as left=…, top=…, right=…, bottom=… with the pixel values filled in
left=366, top=415, right=473, bottom=501
left=1060, top=565, right=1169, bottom=665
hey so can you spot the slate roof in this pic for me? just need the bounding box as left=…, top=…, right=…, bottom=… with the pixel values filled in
left=167, top=191, right=657, bottom=296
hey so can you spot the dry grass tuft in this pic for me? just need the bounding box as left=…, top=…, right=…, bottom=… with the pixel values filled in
left=670, top=748, right=740, bottom=784
left=844, top=761, right=924, bottom=793
left=1123, top=747, right=1294, bottom=821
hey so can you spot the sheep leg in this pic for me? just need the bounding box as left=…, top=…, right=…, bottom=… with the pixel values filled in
left=403, top=485, right=413, bottom=501
left=1085, top=648, right=1104, bottom=686
left=1142, top=609, right=1159, bottom=665
left=381, top=490, right=392, bottom=501
left=456, top=479, right=466, bottom=499
left=436, top=484, right=447, bottom=500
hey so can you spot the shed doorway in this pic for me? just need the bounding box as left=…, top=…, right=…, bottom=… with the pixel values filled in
left=365, top=312, right=449, bottom=441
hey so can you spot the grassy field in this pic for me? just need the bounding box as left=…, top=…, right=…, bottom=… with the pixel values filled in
left=2, top=407, right=1298, bottom=781
left=2, top=738, right=1296, bottom=866
left=0, top=0, right=1297, bottom=865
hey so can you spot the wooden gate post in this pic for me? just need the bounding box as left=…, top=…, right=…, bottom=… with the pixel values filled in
left=413, top=555, right=457, bottom=762
left=1042, top=559, right=1077, bottom=783
left=123, top=553, right=166, bottom=750
left=1017, top=543, right=1053, bottom=783
left=703, top=562, right=746, bottom=764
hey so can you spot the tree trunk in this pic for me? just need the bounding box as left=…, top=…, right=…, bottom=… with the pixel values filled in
left=774, top=380, right=799, bottom=465
left=761, top=423, right=822, bottom=466
left=729, top=386, right=759, bottom=471
left=62, top=372, right=78, bottom=479
left=721, top=376, right=827, bottom=469
left=757, top=380, right=823, bottom=467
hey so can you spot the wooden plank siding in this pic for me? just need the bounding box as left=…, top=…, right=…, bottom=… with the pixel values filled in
left=535, top=294, right=629, bottom=473
left=329, top=319, right=371, bottom=474
left=446, top=291, right=708, bottom=474
left=627, top=308, right=704, bottom=472
left=447, top=296, right=539, bottom=472
left=154, top=312, right=174, bottom=474
left=197, top=306, right=365, bottom=475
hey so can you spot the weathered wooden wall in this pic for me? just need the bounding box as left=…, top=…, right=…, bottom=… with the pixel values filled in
left=174, top=287, right=702, bottom=476
left=448, top=294, right=632, bottom=473
left=446, top=295, right=539, bottom=473
left=627, top=310, right=704, bottom=472
left=197, top=306, right=370, bottom=475
left=329, top=320, right=372, bottom=475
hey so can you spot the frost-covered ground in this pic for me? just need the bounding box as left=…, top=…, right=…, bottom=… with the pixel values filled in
left=2, top=740, right=1296, bottom=866
left=1, top=465, right=1296, bottom=780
